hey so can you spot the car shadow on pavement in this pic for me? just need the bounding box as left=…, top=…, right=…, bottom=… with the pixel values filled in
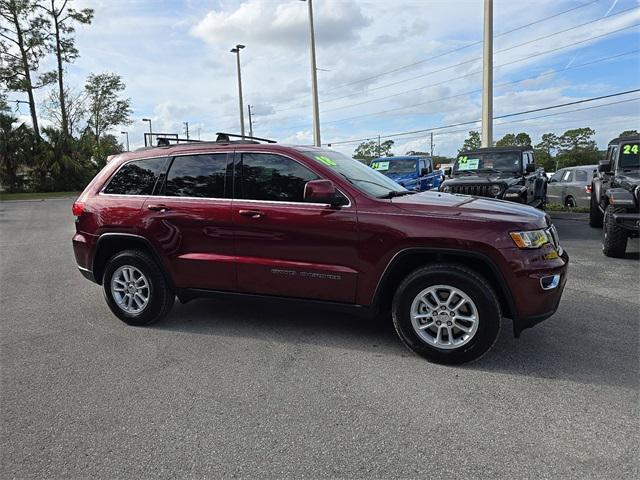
left=154, top=294, right=637, bottom=389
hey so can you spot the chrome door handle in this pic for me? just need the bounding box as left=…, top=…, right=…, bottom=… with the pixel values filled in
left=147, top=204, right=170, bottom=212
left=238, top=209, right=264, bottom=219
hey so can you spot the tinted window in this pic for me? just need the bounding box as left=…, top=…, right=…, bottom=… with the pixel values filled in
left=164, top=154, right=229, bottom=198
left=575, top=170, right=588, bottom=182
left=104, top=157, right=166, bottom=195
left=239, top=153, right=318, bottom=202
left=550, top=170, right=563, bottom=182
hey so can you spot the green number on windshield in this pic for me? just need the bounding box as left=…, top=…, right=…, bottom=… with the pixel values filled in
left=315, top=155, right=337, bottom=166
left=622, top=144, right=639, bottom=154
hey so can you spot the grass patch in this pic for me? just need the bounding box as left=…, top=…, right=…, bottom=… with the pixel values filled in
left=0, top=191, right=79, bottom=201
left=546, top=203, right=589, bottom=213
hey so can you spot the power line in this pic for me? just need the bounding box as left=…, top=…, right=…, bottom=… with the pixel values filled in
left=274, top=18, right=639, bottom=115
left=321, top=0, right=600, bottom=95
left=278, top=49, right=638, bottom=130
left=326, top=89, right=640, bottom=145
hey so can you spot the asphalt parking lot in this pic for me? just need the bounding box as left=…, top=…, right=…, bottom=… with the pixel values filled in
left=1, top=198, right=638, bottom=479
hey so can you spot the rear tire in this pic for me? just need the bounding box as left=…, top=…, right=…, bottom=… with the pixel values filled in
left=103, top=249, right=174, bottom=326
left=602, top=206, right=628, bottom=258
left=392, top=264, right=501, bottom=365
left=564, top=196, right=576, bottom=208
left=589, top=188, right=603, bottom=227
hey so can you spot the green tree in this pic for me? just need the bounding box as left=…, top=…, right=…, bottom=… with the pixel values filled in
left=38, top=0, right=93, bottom=136
left=555, top=128, right=599, bottom=168
left=534, top=133, right=560, bottom=171
left=0, top=112, right=37, bottom=191
left=0, top=0, right=56, bottom=138
left=619, top=129, right=638, bottom=137
left=495, top=132, right=532, bottom=147
left=460, top=130, right=481, bottom=151
left=42, top=85, right=86, bottom=135
left=84, top=72, right=132, bottom=148
left=353, top=139, right=394, bottom=162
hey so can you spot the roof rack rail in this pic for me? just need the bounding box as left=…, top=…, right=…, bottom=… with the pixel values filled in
left=156, top=136, right=204, bottom=146
left=215, top=132, right=277, bottom=144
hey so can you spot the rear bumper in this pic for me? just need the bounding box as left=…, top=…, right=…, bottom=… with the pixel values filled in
left=78, top=266, right=97, bottom=283
left=612, top=211, right=640, bottom=232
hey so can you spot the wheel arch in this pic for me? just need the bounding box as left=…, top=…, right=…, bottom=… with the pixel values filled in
left=372, top=248, right=517, bottom=321
left=92, top=233, right=172, bottom=288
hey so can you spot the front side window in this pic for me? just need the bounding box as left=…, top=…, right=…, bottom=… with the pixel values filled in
left=164, top=154, right=230, bottom=198
left=103, top=157, right=166, bottom=195
left=549, top=170, right=563, bottom=183
left=238, top=153, right=318, bottom=202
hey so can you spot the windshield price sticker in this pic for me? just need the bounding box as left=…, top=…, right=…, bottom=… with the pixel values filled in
left=622, top=144, right=639, bottom=154
left=371, top=161, right=390, bottom=171
left=457, top=156, right=479, bottom=170
left=315, top=155, right=337, bottom=166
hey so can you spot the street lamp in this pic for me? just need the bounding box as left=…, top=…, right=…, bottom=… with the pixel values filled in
left=300, top=0, right=321, bottom=147
left=230, top=44, right=246, bottom=137
left=121, top=131, right=130, bottom=151
left=142, top=118, right=152, bottom=146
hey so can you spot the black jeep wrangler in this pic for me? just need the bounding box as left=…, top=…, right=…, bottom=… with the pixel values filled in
left=439, top=146, right=547, bottom=209
left=589, top=135, right=639, bottom=257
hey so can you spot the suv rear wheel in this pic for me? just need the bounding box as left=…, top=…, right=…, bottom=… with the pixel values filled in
left=103, top=250, right=175, bottom=326
left=392, top=264, right=501, bottom=364
left=602, top=205, right=628, bottom=258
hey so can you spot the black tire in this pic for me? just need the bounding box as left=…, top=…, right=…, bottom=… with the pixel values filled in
left=602, top=205, right=628, bottom=258
left=589, top=188, right=603, bottom=227
left=564, top=196, right=576, bottom=208
left=102, top=249, right=174, bottom=326
left=391, top=264, right=501, bottom=365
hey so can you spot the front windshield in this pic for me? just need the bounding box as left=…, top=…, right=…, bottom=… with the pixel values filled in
left=454, top=152, right=522, bottom=173
left=370, top=159, right=417, bottom=174
left=620, top=142, right=639, bottom=168
left=302, top=149, right=408, bottom=198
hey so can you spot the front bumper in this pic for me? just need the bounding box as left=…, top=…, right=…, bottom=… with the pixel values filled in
left=612, top=211, right=640, bottom=232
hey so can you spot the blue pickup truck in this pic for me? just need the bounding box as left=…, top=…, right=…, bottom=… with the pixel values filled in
left=369, top=155, right=444, bottom=191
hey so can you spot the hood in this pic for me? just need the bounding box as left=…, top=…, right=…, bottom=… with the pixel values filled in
left=616, top=170, right=640, bottom=191
left=384, top=171, right=417, bottom=185
left=444, top=172, right=521, bottom=186
left=390, top=191, right=547, bottom=230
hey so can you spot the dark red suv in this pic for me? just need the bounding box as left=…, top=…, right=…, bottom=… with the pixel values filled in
left=73, top=138, right=568, bottom=364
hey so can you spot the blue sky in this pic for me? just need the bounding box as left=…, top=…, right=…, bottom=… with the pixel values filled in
left=9, top=0, right=640, bottom=156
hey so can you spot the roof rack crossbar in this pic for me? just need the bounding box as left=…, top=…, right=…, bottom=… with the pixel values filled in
left=215, top=132, right=277, bottom=143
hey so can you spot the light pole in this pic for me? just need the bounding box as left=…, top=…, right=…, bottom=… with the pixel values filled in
left=300, top=0, right=321, bottom=147
left=481, top=0, right=493, bottom=148
left=121, top=131, right=129, bottom=151
left=142, top=118, right=152, bottom=146
left=230, top=44, right=246, bottom=137
left=247, top=104, right=254, bottom=137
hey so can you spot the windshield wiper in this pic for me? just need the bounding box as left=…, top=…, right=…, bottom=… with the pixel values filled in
left=378, top=190, right=417, bottom=199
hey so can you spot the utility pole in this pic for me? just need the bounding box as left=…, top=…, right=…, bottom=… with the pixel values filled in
left=230, top=44, right=246, bottom=137
left=481, top=0, right=493, bottom=148
left=302, top=0, right=321, bottom=146
left=247, top=104, right=254, bottom=137
left=184, top=122, right=189, bottom=139
left=430, top=132, right=434, bottom=157
left=377, top=135, right=381, bottom=157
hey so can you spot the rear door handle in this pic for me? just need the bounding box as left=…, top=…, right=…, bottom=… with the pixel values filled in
left=147, top=204, right=170, bottom=212
left=238, top=209, right=264, bottom=219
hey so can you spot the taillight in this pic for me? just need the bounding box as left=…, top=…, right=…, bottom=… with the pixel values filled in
left=585, top=185, right=592, bottom=194
left=72, top=202, right=85, bottom=217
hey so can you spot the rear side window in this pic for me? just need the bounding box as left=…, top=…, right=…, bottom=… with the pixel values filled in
left=103, top=157, right=166, bottom=195
left=575, top=170, right=588, bottom=182
left=561, top=170, right=573, bottom=182
left=164, top=154, right=230, bottom=198
left=238, top=153, right=318, bottom=202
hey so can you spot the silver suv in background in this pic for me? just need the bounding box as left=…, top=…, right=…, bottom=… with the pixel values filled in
left=546, top=165, right=597, bottom=208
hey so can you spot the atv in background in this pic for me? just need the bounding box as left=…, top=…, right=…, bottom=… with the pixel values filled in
left=590, top=135, right=640, bottom=257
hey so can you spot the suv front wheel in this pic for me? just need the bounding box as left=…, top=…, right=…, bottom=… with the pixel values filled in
left=103, top=249, right=175, bottom=326
left=602, top=205, right=628, bottom=258
left=392, top=264, right=501, bottom=364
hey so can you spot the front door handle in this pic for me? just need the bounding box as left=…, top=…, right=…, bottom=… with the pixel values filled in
left=239, top=209, right=264, bottom=219
left=147, top=204, right=170, bottom=212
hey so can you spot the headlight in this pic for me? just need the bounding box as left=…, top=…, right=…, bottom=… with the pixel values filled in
left=509, top=229, right=551, bottom=249
left=490, top=184, right=502, bottom=197
left=442, top=185, right=452, bottom=193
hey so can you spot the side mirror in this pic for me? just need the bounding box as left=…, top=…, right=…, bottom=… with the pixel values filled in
left=526, top=163, right=536, bottom=173
left=420, top=167, right=430, bottom=176
left=598, top=160, right=611, bottom=173
left=444, top=167, right=452, bottom=176
left=304, top=179, right=341, bottom=206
